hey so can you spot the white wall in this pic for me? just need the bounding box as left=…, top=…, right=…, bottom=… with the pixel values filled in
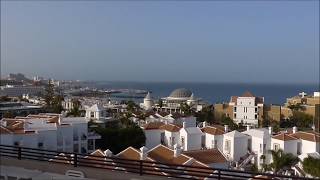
left=144, top=129, right=163, bottom=149
left=301, top=140, right=318, bottom=154
left=205, top=134, right=223, bottom=151
left=234, top=97, right=260, bottom=126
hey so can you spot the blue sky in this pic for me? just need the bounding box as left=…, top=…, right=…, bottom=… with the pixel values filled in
left=1, top=1, right=319, bottom=84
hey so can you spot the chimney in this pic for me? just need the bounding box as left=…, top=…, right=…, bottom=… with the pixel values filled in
left=173, top=144, right=181, bottom=157
left=246, top=125, right=251, bottom=131
left=104, top=149, right=113, bottom=157
left=203, top=121, right=207, bottom=128
left=140, top=146, right=148, bottom=160
left=183, top=122, right=186, bottom=128
left=293, top=126, right=297, bottom=134
left=268, top=126, right=273, bottom=135
left=224, top=125, right=229, bottom=133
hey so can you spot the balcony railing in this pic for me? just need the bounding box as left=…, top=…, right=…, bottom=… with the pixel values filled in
left=0, top=144, right=315, bottom=180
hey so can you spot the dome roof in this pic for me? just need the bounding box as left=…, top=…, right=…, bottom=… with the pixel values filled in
left=169, top=88, right=192, bottom=98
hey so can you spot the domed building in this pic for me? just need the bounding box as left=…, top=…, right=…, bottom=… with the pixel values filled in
left=156, top=88, right=205, bottom=113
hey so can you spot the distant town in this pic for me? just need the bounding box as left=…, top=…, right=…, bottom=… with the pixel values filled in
left=0, top=73, right=319, bottom=179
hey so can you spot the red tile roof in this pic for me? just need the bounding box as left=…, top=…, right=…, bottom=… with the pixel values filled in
left=272, top=133, right=298, bottom=141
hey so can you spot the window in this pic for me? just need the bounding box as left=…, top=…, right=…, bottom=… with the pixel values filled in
left=273, top=143, right=280, bottom=151
left=161, top=133, right=165, bottom=145
left=255, top=114, right=258, bottom=119
left=263, top=144, right=266, bottom=154
left=255, top=107, right=258, bottom=112
left=259, top=144, right=262, bottom=153
left=181, top=136, right=185, bottom=148
left=88, top=139, right=94, bottom=150
left=234, top=107, right=237, bottom=111
left=201, top=135, right=205, bottom=148
left=297, top=142, right=302, bottom=155
left=224, top=140, right=231, bottom=154
left=90, top=112, right=94, bottom=118
left=170, top=137, right=175, bottom=146
left=234, top=114, right=237, bottom=118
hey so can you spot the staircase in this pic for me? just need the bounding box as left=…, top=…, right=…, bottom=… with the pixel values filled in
left=238, top=152, right=255, bottom=168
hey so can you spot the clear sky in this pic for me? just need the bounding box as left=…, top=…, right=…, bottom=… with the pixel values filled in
left=1, top=1, right=319, bottom=84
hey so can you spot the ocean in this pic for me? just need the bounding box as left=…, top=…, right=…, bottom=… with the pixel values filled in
left=92, top=82, right=319, bottom=105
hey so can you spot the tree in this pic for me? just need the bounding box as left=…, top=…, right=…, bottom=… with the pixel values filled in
left=220, top=115, right=239, bottom=130
left=195, top=105, right=215, bottom=123
left=290, top=111, right=313, bottom=129
left=51, top=95, right=64, bottom=114
left=93, top=123, right=146, bottom=154
left=158, top=99, right=163, bottom=108
left=44, top=80, right=64, bottom=114
left=302, top=156, right=320, bottom=177
left=67, top=99, right=82, bottom=117
left=268, top=149, right=299, bottom=174
left=180, top=102, right=194, bottom=116
left=3, top=111, right=14, bottom=118
left=44, top=80, right=55, bottom=107
left=126, top=100, right=138, bottom=112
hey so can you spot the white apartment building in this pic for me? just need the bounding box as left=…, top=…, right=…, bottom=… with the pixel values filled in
left=243, top=127, right=272, bottom=169
left=0, top=113, right=100, bottom=154
left=223, top=130, right=249, bottom=162
left=201, top=122, right=226, bottom=151
left=229, top=91, right=264, bottom=127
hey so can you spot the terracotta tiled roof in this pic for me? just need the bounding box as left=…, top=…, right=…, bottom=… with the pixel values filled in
left=117, top=147, right=141, bottom=160
left=0, top=126, right=12, bottom=134
left=201, top=126, right=224, bottom=135
left=143, top=122, right=165, bottom=130
left=230, top=96, right=238, bottom=103
left=242, top=91, right=255, bottom=97
left=80, top=150, right=115, bottom=169
left=160, top=124, right=181, bottom=132
left=183, top=149, right=227, bottom=164
left=272, top=133, right=298, bottom=141
left=184, top=161, right=214, bottom=179
left=290, top=132, right=320, bottom=142
left=148, top=145, right=190, bottom=165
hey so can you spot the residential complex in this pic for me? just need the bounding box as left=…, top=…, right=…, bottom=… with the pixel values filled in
left=215, top=91, right=320, bottom=127
left=142, top=120, right=319, bottom=172
left=0, top=113, right=100, bottom=153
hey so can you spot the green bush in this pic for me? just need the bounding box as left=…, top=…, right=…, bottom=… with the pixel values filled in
left=303, top=156, right=320, bottom=177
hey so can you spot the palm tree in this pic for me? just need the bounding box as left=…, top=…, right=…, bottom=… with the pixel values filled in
left=268, top=149, right=299, bottom=174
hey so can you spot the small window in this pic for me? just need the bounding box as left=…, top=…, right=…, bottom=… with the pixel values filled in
left=273, top=143, right=280, bottom=151
left=297, top=142, right=302, bottom=155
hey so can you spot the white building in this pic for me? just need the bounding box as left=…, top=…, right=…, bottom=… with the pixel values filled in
left=85, top=104, right=114, bottom=126
left=201, top=123, right=226, bottom=151
left=140, top=92, right=154, bottom=110
left=229, top=91, right=264, bottom=127
left=179, top=122, right=203, bottom=151
left=223, top=130, right=249, bottom=162
left=243, top=127, right=272, bottom=169
left=0, top=113, right=100, bottom=153
left=156, top=88, right=207, bottom=113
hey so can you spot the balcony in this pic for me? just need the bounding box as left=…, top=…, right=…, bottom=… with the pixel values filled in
left=87, top=132, right=101, bottom=139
